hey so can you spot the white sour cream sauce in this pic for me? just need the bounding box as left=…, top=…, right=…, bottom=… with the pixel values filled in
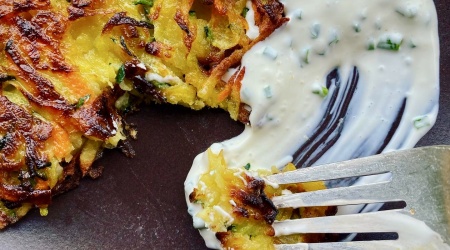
left=184, top=0, right=444, bottom=249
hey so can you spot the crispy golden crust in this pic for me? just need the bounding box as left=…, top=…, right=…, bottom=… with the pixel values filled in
left=5, top=40, right=73, bottom=112
left=72, top=88, right=123, bottom=140
left=0, top=96, right=51, bottom=173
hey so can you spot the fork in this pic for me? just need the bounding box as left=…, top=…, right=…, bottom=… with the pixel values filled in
left=266, top=145, right=450, bottom=249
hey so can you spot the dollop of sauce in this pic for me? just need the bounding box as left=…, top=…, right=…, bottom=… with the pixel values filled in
left=185, top=0, right=442, bottom=248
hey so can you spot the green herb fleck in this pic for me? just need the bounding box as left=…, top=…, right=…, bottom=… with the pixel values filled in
left=152, top=81, right=170, bottom=89
left=204, top=26, right=213, bottom=40
left=413, top=115, right=431, bottom=129
left=119, top=36, right=136, bottom=57
left=367, top=38, right=376, bottom=50
left=29, top=178, right=36, bottom=188
left=116, top=64, right=126, bottom=84
left=115, top=93, right=131, bottom=114
left=6, top=209, right=16, bottom=218
left=263, top=85, right=273, bottom=98
left=263, top=46, right=278, bottom=60
left=377, top=39, right=402, bottom=51
left=303, top=49, right=310, bottom=64
left=244, top=163, right=251, bottom=170
left=353, top=23, right=361, bottom=33
left=75, top=94, right=90, bottom=109
left=133, top=0, right=153, bottom=7
left=241, top=7, right=249, bottom=18
left=294, top=9, right=302, bottom=20
left=396, top=7, right=418, bottom=18
left=227, top=224, right=237, bottom=232
left=193, top=199, right=204, bottom=205
left=310, top=23, right=321, bottom=39
left=189, top=10, right=196, bottom=17
left=36, top=171, right=48, bottom=180
left=329, top=35, right=339, bottom=46
left=313, top=86, right=329, bottom=98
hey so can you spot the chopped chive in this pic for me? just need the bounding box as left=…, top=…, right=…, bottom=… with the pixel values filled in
left=263, top=85, right=273, bottom=98
left=294, top=9, right=303, bottom=20
left=316, top=47, right=327, bottom=56
left=7, top=209, right=16, bottom=218
left=75, top=94, right=90, bottom=109
left=312, top=86, right=329, bottom=98
left=374, top=19, right=382, bottom=30
left=204, top=26, right=213, bottom=40
left=244, top=163, right=251, bottom=170
left=377, top=38, right=402, bottom=51
left=193, top=199, right=203, bottom=204
left=116, top=64, right=126, bottom=84
left=396, top=6, right=418, bottom=18
left=36, top=170, right=48, bottom=180
left=227, top=224, right=237, bottom=232
left=353, top=23, right=361, bottom=33
left=152, top=81, right=170, bottom=88
left=329, top=34, right=339, bottom=46
left=310, top=23, right=321, bottom=39
left=303, top=49, right=310, bottom=64
left=133, top=0, right=153, bottom=7
left=134, top=0, right=153, bottom=21
left=29, top=178, right=36, bottom=188
left=241, top=7, right=249, bottom=18
left=413, top=115, right=431, bottom=129
left=263, top=46, right=278, bottom=60
left=367, top=38, right=376, bottom=50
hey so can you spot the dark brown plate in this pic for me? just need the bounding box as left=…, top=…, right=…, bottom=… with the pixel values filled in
left=1, top=1, right=449, bottom=249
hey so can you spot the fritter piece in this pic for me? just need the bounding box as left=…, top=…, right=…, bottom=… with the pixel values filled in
left=0, top=0, right=287, bottom=229
left=189, top=150, right=337, bottom=249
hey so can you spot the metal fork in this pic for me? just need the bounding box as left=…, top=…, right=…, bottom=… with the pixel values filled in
left=266, top=145, right=450, bottom=249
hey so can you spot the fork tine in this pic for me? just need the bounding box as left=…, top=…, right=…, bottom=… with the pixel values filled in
left=272, top=181, right=401, bottom=208
left=273, top=210, right=403, bottom=235
left=273, top=210, right=449, bottom=249
left=275, top=241, right=403, bottom=250
left=266, top=146, right=449, bottom=185
left=266, top=155, right=393, bottom=184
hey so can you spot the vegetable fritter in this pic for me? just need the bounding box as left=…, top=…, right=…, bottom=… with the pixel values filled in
left=0, top=0, right=286, bottom=228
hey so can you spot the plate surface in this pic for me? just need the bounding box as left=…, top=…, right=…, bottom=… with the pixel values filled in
left=1, top=1, right=449, bottom=249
